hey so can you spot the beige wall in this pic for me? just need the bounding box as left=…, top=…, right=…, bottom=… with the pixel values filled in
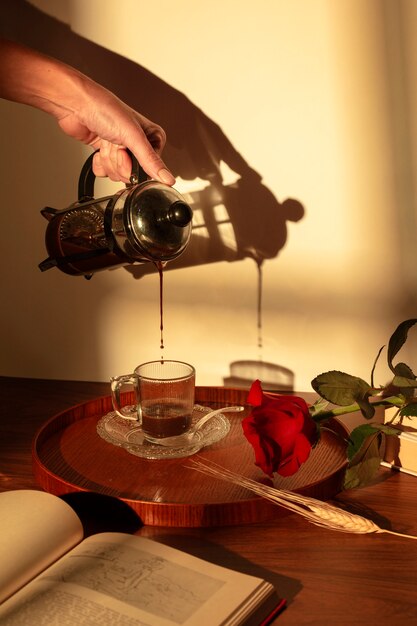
left=0, top=0, right=416, bottom=391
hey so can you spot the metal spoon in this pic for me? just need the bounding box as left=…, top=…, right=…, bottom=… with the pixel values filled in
left=144, top=405, right=244, bottom=448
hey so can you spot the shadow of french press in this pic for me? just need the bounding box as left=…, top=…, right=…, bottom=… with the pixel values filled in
left=126, top=176, right=304, bottom=278
left=0, top=0, right=304, bottom=278
left=223, top=360, right=295, bottom=392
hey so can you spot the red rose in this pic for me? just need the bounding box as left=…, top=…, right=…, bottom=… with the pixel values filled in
left=242, top=380, right=318, bottom=477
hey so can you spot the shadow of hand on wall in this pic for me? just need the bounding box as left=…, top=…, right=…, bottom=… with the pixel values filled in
left=0, top=0, right=304, bottom=279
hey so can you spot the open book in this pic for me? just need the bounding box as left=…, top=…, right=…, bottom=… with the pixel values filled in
left=0, top=490, right=285, bottom=625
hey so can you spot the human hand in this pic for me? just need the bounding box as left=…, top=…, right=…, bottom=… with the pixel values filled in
left=57, top=83, right=175, bottom=185
left=0, top=39, right=175, bottom=185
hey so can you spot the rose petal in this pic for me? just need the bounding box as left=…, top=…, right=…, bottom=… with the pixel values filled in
left=277, top=433, right=313, bottom=476
left=243, top=427, right=274, bottom=476
left=247, top=379, right=264, bottom=407
left=244, top=380, right=318, bottom=479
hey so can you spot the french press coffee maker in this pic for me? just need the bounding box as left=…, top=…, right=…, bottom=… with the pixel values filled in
left=38, top=150, right=193, bottom=278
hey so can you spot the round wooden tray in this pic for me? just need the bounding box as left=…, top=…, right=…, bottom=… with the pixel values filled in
left=32, top=386, right=348, bottom=527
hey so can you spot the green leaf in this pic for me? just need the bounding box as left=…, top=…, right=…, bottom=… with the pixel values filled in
left=347, top=423, right=397, bottom=461
left=347, top=425, right=378, bottom=461
left=344, top=433, right=381, bottom=489
left=399, top=402, right=417, bottom=417
left=378, top=423, right=402, bottom=435
left=387, top=319, right=417, bottom=373
left=344, top=453, right=381, bottom=489
left=394, top=362, right=415, bottom=378
left=311, top=370, right=373, bottom=406
left=382, top=394, right=407, bottom=406
left=391, top=362, right=417, bottom=400
left=392, top=375, right=417, bottom=388
left=356, top=397, right=375, bottom=420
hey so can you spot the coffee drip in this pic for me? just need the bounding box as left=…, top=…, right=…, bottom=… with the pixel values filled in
left=256, top=260, right=263, bottom=354
left=156, top=261, right=166, bottom=357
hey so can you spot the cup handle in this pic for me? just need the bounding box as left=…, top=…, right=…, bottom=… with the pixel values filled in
left=110, top=374, right=140, bottom=421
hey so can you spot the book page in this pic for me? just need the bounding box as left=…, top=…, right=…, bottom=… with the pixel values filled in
left=0, top=533, right=277, bottom=626
left=0, top=490, right=83, bottom=604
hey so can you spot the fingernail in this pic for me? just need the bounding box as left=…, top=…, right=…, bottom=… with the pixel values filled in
left=157, top=168, right=176, bottom=185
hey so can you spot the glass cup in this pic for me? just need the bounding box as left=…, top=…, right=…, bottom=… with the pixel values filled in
left=110, top=360, right=195, bottom=440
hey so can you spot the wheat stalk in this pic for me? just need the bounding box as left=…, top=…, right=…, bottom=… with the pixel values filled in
left=189, top=458, right=417, bottom=539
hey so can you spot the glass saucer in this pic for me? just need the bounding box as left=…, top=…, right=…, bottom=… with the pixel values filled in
left=96, top=404, right=231, bottom=459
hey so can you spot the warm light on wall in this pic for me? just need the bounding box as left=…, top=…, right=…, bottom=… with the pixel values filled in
left=0, top=0, right=415, bottom=391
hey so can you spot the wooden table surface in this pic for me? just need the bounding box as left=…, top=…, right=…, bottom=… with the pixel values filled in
left=1, top=375, right=417, bottom=625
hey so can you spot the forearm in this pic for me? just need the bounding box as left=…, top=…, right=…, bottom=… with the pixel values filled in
left=0, top=38, right=89, bottom=120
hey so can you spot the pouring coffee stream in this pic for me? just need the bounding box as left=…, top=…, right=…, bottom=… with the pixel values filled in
left=156, top=260, right=166, bottom=355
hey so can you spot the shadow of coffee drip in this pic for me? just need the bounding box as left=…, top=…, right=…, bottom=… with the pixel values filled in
left=223, top=360, right=294, bottom=392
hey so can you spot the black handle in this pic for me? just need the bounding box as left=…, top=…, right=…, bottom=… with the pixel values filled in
left=78, top=149, right=147, bottom=201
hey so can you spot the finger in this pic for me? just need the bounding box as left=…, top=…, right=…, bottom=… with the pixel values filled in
left=93, top=142, right=125, bottom=182
left=116, top=148, right=132, bottom=182
left=100, top=141, right=120, bottom=181
left=91, top=152, right=106, bottom=177
left=107, top=144, right=132, bottom=183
